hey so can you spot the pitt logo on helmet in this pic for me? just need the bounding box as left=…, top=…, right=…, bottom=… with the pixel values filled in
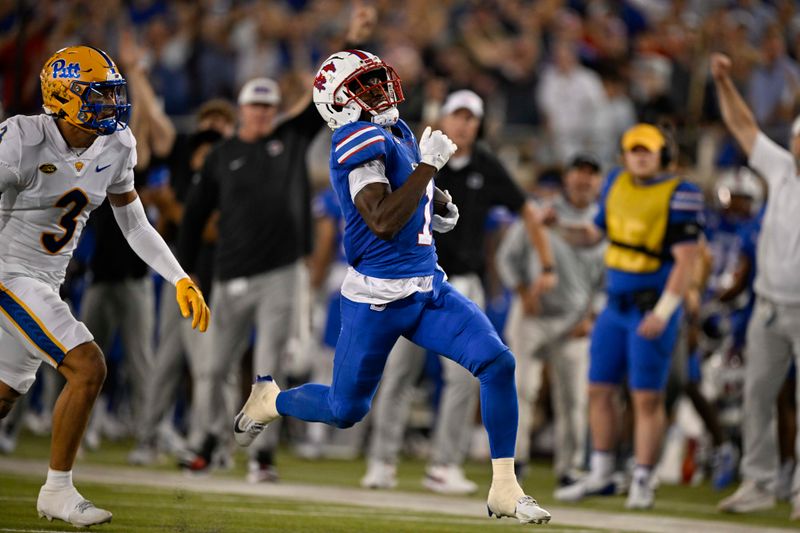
left=40, top=46, right=130, bottom=136
left=51, top=59, right=81, bottom=79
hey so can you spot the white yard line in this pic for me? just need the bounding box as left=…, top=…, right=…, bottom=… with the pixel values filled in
left=0, top=457, right=789, bottom=533
left=0, top=529, right=76, bottom=533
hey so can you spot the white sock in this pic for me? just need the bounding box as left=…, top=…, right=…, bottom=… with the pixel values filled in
left=633, top=464, right=652, bottom=485
left=491, top=457, right=516, bottom=480
left=590, top=451, right=614, bottom=481
left=489, top=458, right=524, bottom=516
left=44, top=469, right=73, bottom=491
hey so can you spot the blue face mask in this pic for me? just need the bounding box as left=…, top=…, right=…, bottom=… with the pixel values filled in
left=73, top=79, right=131, bottom=135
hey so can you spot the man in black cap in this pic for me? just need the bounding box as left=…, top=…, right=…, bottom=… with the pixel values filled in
left=497, top=153, right=606, bottom=484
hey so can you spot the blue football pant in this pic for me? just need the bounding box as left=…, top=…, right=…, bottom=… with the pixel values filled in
left=276, top=281, right=519, bottom=459
left=589, top=301, right=682, bottom=391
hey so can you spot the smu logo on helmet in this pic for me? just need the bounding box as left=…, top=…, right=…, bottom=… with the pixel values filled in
left=51, top=59, right=81, bottom=79
left=314, top=62, right=337, bottom=91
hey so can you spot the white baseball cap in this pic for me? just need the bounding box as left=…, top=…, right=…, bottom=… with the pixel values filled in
left=238, top=78, right=281, bottom=106
left=441, top=89, right=484, bottom=118
left=791, top=114, right=800, bottom=137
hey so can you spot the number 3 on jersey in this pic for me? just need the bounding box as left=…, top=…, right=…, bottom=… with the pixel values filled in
left=41, top=188, right=89, bottom=254
left=417, top=181, right=433, bottom=246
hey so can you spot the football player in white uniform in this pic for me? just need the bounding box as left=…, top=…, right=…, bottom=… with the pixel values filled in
left=0, top=46, right=210, bottom=527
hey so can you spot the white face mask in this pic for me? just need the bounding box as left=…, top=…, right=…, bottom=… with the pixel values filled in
left=371, top=106, right=399, bottom=127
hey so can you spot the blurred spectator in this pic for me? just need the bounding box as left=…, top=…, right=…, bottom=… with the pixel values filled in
left=530, top=167, right=563, bottom=202
left=537, top=39, right=606, bottom=163
left=140, top=14, right=191, bottom=115
left=233, top=3, right=290, bottom=89
left=746, top=26, right=800, bottom=142
left=631, top=54, right=677, bottom=125
left=191, top=12, right=236, bottom=106
left=596, top=68, right=637, bottom=165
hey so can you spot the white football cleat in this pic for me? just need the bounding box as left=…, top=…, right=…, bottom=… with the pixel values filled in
left=774, top=459, right=795, bottom=502
left=0, top=432, right=16, bottom=454
left=487, top=492, right=551, bottom=524
left=37, top=486, right=112, bottom=527
left=718, top=479, right=776, bottom=513
left=423, top=464, right=478, bottom=494
left=233, top=375, right=281, bottom=447
left=553, top=474, right=616, bottom=502
left=127, top=444, right=158, bottom=466
left=246, top=460, right=279, bottom=484
left=625, top=477, right=655, bottom=510
left=360, top=459, right=397, bottom=489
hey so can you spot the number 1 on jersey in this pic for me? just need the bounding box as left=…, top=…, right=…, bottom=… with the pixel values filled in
left=417, top=181, right=433, bottom=246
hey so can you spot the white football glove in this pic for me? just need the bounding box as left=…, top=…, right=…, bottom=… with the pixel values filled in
left=419, top=126, right=457, bottom=171
left=432, top=201, right=459, bottom=233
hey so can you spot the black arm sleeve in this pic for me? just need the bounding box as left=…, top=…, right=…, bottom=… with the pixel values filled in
left=177, top=154, right=220, bottom=272
left=285, top=99, right=325, bottom=141
left=663, top=220, right=702, bottom=248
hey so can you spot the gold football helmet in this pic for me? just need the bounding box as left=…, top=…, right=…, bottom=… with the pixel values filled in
left=40, top=46, right=130, bottom=135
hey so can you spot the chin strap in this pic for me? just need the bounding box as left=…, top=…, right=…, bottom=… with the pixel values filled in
left=371, top=107, right=399, bottom=127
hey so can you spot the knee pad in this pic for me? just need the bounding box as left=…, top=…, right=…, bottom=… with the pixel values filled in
left=458, top=325, right=510, bottom=376
left=329, top=398, right=370, bottom=429
left=478, top=349, right=516, bottom=381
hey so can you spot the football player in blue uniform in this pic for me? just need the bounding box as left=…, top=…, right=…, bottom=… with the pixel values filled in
left=232, top=49, right=551, bottom=524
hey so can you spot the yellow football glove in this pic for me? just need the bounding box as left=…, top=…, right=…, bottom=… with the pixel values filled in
left=176, top=277, right=210, bottom=332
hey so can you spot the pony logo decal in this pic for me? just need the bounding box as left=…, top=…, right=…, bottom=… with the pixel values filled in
left=314, top=62, right=337, bottom=91
left=51, top=59, right=81, bottom=79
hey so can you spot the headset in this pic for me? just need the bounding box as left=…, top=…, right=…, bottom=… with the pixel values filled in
left=619, top=123, right=676, bottom=170
left=657, top=124, right=677, bottom=170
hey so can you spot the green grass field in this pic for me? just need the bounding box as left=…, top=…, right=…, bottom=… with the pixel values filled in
left=0, top=432, right=796, bottom=532
left=2, top=472, right=594, bottom=533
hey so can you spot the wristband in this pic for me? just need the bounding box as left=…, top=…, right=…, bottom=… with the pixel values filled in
left=652, top=291, right=682, bottom=322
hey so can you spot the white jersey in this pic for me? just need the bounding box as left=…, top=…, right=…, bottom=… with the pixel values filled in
left=0, top=114, right=136, bottom=288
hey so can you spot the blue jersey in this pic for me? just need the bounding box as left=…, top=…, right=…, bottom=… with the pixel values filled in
left=329, top=119, right=437, bottom=279
left=595, top=167, right=704, bottom=295
left=730, top=208, right=762, bottom=347
left=703, top=208, right=753, bottom=295
left=738, top=207, right=763, bottom=274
